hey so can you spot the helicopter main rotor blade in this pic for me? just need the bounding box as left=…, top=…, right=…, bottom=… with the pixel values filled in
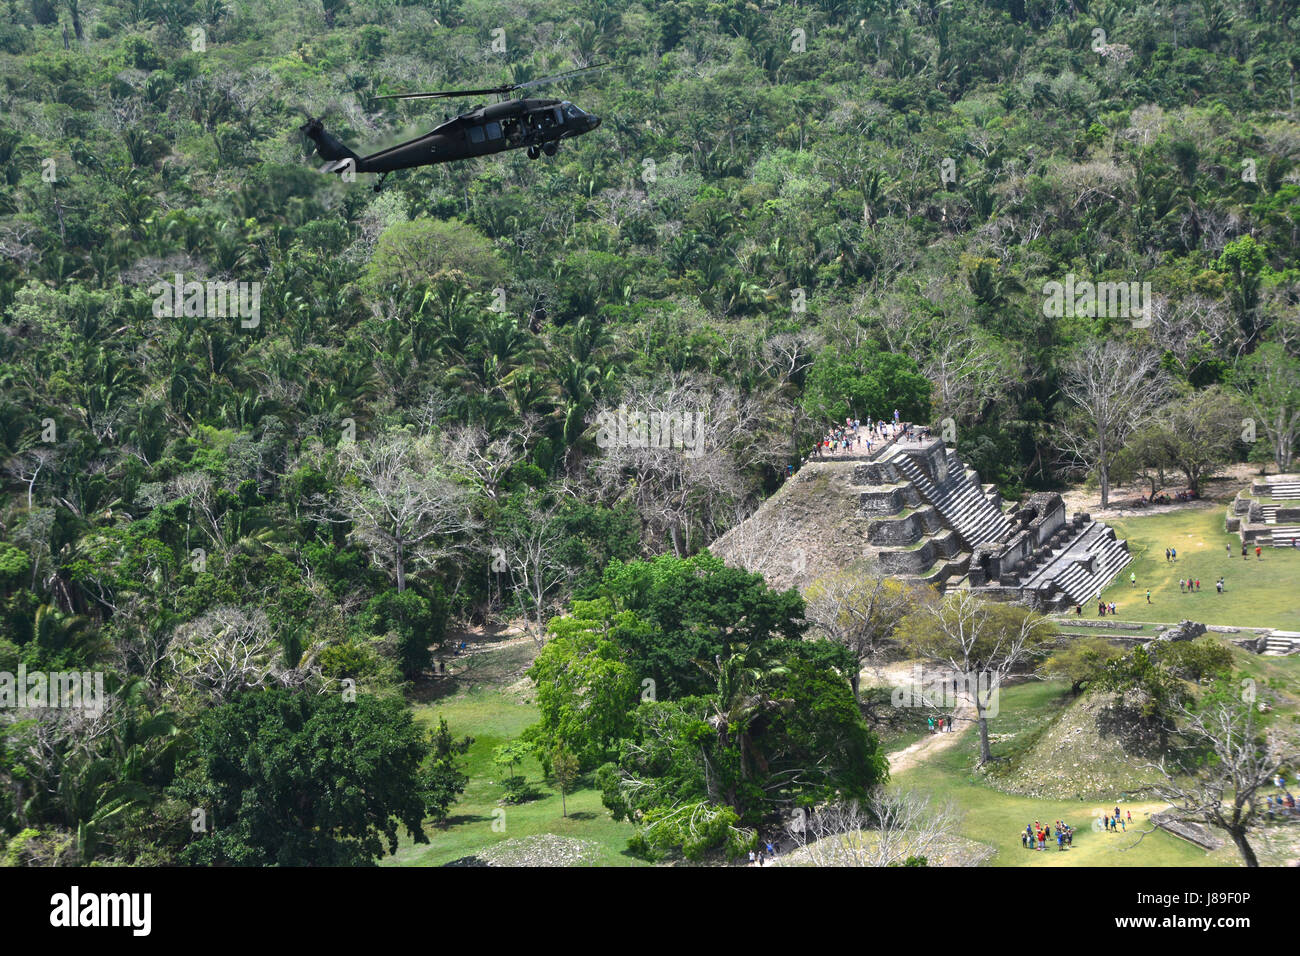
left=376, top=63, right=611, bottom=102
left=512, top=62, right=611, bottom=90
left=376, top=85, right=513, bottom=101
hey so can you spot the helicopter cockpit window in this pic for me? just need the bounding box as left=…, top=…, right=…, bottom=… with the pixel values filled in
left=563, top=104, right=582, bottom=120
left=468, top=125, right=486, bottom=144
left=485, top=121, right=502, bottom=140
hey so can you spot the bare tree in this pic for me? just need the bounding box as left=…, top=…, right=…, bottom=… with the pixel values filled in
left=589, top=375, right=782, bottom=556
left=804, top=561, right=915, bottom=698
left=171, top=472, right=229, bottom=562
left=323, top=430, right=482, bottom=593
left=1147, top=295, right=1237, bottom=379
left=922, top=325, right=1023, bottom=425
left=784, top=789, right=965, bottom=866
left=1147, top=696, right=1300, bottom=868
left=896, top=591, right=1057, bottom=765
left=1056, top=340, right=1171, bottom=509
left=5, top=447, right=56, bottom=509
left=164, top=606, right=280, bottom=704
left=441, top=417, right=541, bottom=501
left=497, top=489, right=573, bottom=645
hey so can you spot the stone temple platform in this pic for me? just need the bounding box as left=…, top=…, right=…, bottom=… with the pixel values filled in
left=712, top=434, right=1131, bottom=610
left=1227, top=474, right=1300, bottom=548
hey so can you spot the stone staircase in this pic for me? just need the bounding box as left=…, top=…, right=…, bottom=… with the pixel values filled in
left=1266, top=479, right=1300, bottom=499
left=1233, top=474, right=1300, bottom=546
left=1039, top=523, right=1133, bottom=606
left=1252, top=504, right=1300, bottom=544
left=887, top=447, right=1012, bottom=550
left=1264, top=631, right=1300, bottom=656
left=1267, top=526, right=1300, bottom=547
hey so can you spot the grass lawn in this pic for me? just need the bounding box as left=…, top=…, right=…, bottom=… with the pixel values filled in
left=1097, top=506, right=1300, bottom=630
left=894, top=681, right=1241, bottom=867
left=382, top=684, right=646, bottom=867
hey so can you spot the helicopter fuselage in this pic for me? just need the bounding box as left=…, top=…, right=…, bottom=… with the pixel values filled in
left=339, top=98, right=601, bottom=174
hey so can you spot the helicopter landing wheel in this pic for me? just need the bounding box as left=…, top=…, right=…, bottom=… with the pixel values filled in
left=542, top=142, right=558, bottom=156
left=527, top=146, right=540, bottom=160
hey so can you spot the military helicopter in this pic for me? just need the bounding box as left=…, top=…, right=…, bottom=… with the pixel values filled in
left=300, top=64, right=604, bottom=191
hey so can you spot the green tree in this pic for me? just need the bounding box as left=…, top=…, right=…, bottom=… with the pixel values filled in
left=172, top=690, right=434, bottom=865
left=1042, top=635, right=1123, bottom=695
left=363, top=218, right=506, bottom=294
left=550, top=745, right=579, bottom=818
left=421, top=716, right=472, bottom=827
left=801, top=343, right=932, bottom=425
left=523, top=597, right=641, bottom=769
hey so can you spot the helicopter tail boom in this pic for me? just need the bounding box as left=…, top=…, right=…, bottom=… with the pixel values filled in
left=301, top=118, right=362, bottom=174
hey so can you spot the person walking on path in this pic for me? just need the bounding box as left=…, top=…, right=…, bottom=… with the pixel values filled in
left=1130, top=571, right=1136, bottom=586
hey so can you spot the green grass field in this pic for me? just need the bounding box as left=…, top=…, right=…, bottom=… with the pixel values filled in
left=381, top=504, right=1300, bottom=867
left=383, top=684, right=646, bottom=867
left=1097, top=506, right=1300, bottom=630
left=895, top=681, right=1241, bottom=867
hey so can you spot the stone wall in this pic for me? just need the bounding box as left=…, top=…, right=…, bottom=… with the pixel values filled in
left=867, top=509, right=926, bottom=546
left=1151, top=620, right=1208, bottom=643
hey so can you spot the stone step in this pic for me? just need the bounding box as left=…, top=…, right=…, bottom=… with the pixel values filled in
left=1268, top=526, right=1300, bottom=547
left=889, top=449, right=1011, bottom=550
left=1265, top=631, right=1300, bottom=655
left=1046, top=526, right=1132, bottom=606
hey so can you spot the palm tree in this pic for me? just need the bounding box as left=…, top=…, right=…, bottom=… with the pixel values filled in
left=696, top=648, right=791, bottom=813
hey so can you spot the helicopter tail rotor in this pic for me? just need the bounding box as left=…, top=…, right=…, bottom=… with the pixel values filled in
left=299, top=117, right=361, bottom=173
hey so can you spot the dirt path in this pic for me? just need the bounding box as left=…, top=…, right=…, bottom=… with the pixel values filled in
left=866, top=662, right=979, bottom=774
left=886, top=703, right=976, bottom=774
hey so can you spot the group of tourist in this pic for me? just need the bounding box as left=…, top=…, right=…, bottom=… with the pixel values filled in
left=1070, top=601, right=1119, bottom=616
left=1265, top=792, right=1296, bottom=819
left=927, top=716, right=956, bottom=733
left=1023, top=820, right=1074, bottom=851
left=748, top=838, right=782, bottom=866
left=810, top=411, right=918, bottom=460
left=1099, top=806, right=1131, bottom=832
left=1265, top=775, right=1297, bottom=821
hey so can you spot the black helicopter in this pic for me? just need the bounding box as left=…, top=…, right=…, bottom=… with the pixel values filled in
left=301, top=65, right=603, bottom=190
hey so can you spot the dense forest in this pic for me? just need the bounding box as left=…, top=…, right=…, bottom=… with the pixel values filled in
left=0, top=0, right=1298, bottom=863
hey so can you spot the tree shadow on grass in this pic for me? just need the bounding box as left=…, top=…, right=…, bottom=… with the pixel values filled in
left=406, top=675, right=463, bottom=705
left=439, top=811, right=496, bottom=828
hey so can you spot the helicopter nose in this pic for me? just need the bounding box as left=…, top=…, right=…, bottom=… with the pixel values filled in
left=589, top=115, right=601, bottom=130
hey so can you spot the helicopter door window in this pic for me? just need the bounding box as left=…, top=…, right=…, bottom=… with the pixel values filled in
left=553, top=107, right=563, bottom=125
left=468, top=125, right=486, bottom=144
left=485, top=121, right=502, bottom=140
